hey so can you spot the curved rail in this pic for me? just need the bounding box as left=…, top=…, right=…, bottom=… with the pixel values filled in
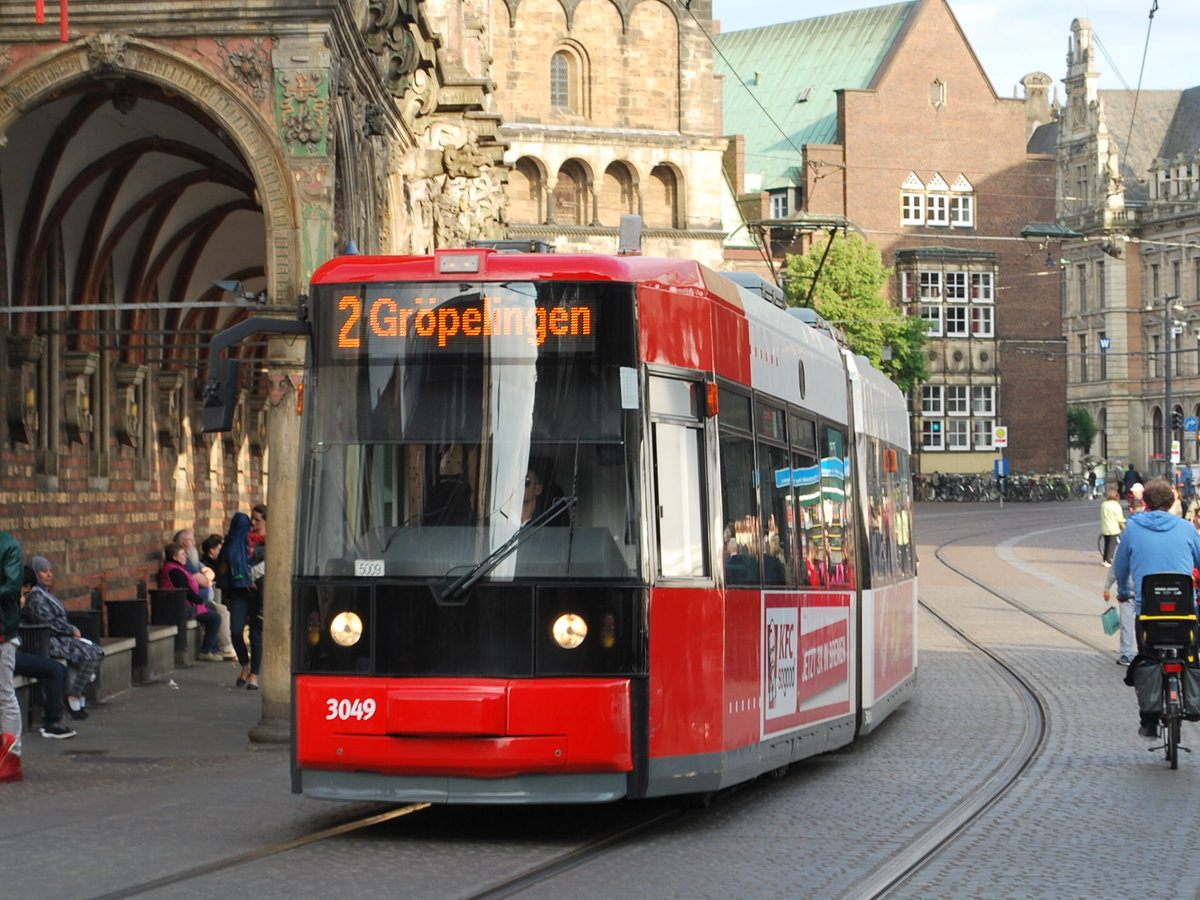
left=850, top=534, right=1051, bottom=898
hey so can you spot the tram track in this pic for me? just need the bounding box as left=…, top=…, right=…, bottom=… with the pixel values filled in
left=849, top=530, right=1053, bottom=898
left=88, top=518, right=1088, bottom=900
left=86, top=803, right=432, bottom=900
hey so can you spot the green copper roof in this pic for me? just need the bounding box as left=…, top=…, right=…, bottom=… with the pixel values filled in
left=714, top=2, right=916, bottom=192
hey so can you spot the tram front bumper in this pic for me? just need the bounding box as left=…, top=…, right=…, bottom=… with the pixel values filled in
left=295, top=675, right=633, bottom=777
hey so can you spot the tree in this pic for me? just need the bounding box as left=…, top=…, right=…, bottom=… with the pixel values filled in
left=781, top=232, right=928, bottom=393
left=1067, top=406, right=1097, bottom=454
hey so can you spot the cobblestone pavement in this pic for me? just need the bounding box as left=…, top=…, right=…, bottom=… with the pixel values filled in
left=5, top=501, right=1195, bottom=899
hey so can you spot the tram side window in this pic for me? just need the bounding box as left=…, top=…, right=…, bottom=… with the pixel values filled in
left=792, top=449, right=821, bottom=586
left=759, top=442, right=794, bottom=586
left=864, top=438, right=894, bottom=585
left=823, top=426, right=854, bottom=588
left=894, top=451, right=916, bottom=577
left=719, top=387, right=760, bottom=587
left=757, top=402, right=794, bottom=587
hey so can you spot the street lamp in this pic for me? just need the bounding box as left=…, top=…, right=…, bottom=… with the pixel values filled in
left=1157, top=294, right=1182, bottom=480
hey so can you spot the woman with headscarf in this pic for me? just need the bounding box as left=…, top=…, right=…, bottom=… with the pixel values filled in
left=21, top=555, right=103, bottom=720
left=217, top=512, right=261, bottom=690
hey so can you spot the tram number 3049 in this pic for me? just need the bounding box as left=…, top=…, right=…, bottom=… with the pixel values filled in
left=325, top=698, right=377, bottom=721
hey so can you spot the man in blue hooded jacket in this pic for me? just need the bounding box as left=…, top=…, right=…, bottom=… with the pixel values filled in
left=1113, top=478, right=1200, bottom=738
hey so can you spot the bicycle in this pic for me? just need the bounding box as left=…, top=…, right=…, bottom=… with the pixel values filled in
left=1133, top=572, right=1200, bottom=769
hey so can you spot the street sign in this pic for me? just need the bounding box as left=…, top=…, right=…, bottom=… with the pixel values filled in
left=993, top=425, right=1008, bottom=447
left=1186, top=416, right=1198, bottom=433
left=1099, top=336, right=1111, bottom=351
left=1172, top=440, right=1181, bottom=464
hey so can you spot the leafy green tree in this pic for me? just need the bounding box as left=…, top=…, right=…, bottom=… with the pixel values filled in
left=1067, top=406, right=1097, bottom=454
left=782, top=233, right=928, bottom=393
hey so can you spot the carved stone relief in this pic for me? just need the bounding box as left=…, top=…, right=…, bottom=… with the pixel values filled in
left=156, top=370, right=185, bottom=450
left=216, top=39, right=270, bottom=105
left=276, top=70, right=330, bottom=156
left=85, top=32, right=128, bottom=81
left=5, top=334, right=44, bottom=446
left=114, top=362, right=147, bottom=448
left=63, top=350, right=98, bottom=444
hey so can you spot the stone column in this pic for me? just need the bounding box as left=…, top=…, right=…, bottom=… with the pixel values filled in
left=248, top=358, right=305, bottom=744
left=250, top=32, right=334, bottom=744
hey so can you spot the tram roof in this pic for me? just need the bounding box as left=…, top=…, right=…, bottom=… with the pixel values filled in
left=311, top=250, right=746, bottom=311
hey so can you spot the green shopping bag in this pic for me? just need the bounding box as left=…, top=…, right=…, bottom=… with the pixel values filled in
left=1101, top=605, right=1120, bottom=636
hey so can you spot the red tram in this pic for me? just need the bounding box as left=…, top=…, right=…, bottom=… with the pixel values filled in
left=205, top=245, right=917, bottom=803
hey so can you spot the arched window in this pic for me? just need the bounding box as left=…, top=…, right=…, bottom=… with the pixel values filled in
left=599, top=162, right=636, bottom=227
left=645, top=165, right=679, bottom=228
left=551, top=52, right=572, bottom=111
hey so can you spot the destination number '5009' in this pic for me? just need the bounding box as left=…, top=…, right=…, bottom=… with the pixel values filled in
left=325, top=698, right=377, bottom=721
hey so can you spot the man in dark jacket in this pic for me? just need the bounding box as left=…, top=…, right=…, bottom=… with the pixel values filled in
left=0, top=530, right=24, bottom=781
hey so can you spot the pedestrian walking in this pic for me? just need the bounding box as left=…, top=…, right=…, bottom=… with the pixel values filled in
left=0, top=530, right=24, bottom=781
left=1098, top=490, right=1124, bottom=567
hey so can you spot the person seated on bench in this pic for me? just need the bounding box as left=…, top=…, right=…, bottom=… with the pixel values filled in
left=15, top=568, right=75, bottom=739
left=21, top=555, right=103, bottom=721
left=160, top=542, right=223, bottom=662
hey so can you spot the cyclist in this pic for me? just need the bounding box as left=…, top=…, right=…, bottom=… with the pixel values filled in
left=1113, top=478, right=1200, bottom=738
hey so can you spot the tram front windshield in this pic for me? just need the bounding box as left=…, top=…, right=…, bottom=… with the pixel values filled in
left=298, top=280, right=642, bottom=582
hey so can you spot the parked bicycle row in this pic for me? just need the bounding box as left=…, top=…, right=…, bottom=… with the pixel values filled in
left=913, top=471, right=1094, bottom=502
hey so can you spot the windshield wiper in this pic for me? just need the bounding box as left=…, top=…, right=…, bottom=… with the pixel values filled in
left=431, top=495, right=577, bottom=604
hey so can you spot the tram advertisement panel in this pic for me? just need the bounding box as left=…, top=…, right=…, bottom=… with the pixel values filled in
left=872, top=581, right=916, bottom=699
left=762, top=591, right=851, bottom=737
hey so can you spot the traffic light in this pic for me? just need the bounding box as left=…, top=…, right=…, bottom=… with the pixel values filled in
left=1173, top=410, right=1184, bottom=430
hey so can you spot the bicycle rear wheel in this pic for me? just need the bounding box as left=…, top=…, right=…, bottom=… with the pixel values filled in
left=1166, top=715, right=1180, bottom=769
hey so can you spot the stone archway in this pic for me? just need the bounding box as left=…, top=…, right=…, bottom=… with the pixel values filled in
left=0, top=33, right=300, bottom=304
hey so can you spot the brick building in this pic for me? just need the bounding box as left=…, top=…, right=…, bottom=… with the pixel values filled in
left=715, top=0, right=1067, bottom=474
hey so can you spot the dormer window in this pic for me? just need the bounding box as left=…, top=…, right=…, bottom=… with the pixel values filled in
left=899, top=172, right=975, bottom=229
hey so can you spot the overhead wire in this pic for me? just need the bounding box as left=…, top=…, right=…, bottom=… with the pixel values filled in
left=1117, top=0, right=1159, bottom=179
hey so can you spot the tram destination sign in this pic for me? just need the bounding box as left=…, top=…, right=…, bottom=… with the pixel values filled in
left=330, top=286, right=596, bottom=356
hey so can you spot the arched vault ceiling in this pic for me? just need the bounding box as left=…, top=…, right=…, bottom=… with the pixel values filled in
left=0, top=77, right=267, bottom=350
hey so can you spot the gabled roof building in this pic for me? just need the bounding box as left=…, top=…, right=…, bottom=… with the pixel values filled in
left=1055, top=18, right=1200, bottom=479
left=715, top=0, right=1066, bottom=474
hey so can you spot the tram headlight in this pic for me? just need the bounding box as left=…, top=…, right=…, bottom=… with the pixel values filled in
left=330, top=611, right=364, bottom=647
left=551, top=613, right=588, bottom=649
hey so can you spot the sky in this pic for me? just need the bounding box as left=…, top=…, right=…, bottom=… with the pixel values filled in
left=710, top=0, right=1194, bottom=97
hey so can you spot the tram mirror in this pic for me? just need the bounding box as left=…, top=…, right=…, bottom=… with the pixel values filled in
left=201, top=359, right=240, bottom=433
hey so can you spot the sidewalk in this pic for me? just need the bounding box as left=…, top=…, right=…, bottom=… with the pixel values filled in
left=13, top=654, right=277, bottom=792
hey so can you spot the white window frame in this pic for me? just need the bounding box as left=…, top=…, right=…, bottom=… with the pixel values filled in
left=946, top=418, right=969, bottom=450
left=920, top=303, right=943, bottom=336
left=949, top=194, right=974, bottom=227
left=922, top=420, right=944, bottom=450
left=926, top=194, right=949, bottom=225
left=970, top=272, right=993, bottom=302
left=770, top=190, right=789, bottom=219
left=970, top=306, right=994, bottom=337
left=921, top=385, right=943, bottom=415
left=972, top=419, right=994, bottom=449
left=901, top=192, right=924, bottom=224
left=901, top=271, right=914, bottom=301
left=946, top=385, right=968, bottom=416
left=919, top=271, right=941, bottom=299
left=971, top=385, right=995, bottom=415
left=944, top=272, right=968, bottom=302
left=944, top=305, right=968, bottom=337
